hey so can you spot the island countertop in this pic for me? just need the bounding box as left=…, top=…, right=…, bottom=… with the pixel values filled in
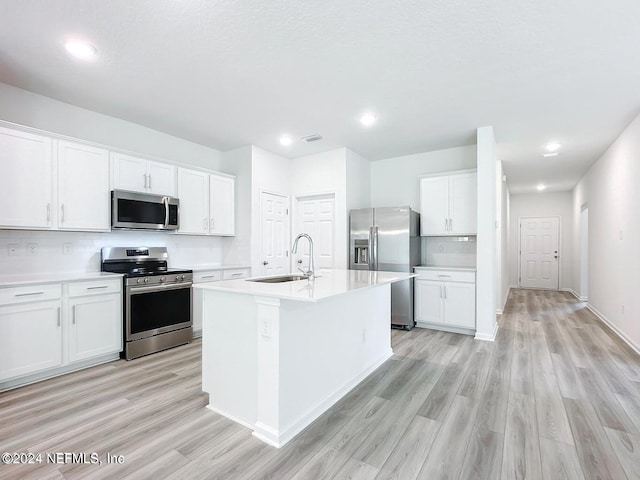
left=193, top=268, right=416, bottom=302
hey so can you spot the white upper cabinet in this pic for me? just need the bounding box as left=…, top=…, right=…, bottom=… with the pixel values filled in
left=0, top=127, right=54, bottom=229
left=111, top=153, right=176, bottom=196
left=420, top=171, right=476, bottom=236
left=177, top=168, right=210, bottom=234
left=209, top=174, right=235, bottom=236
left=57, top=141, right=110, bottom=231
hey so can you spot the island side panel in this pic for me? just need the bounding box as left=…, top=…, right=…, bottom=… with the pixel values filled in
left=201, top=289, right=258, bottom=429
left=277, top=283, right=393, bottom=444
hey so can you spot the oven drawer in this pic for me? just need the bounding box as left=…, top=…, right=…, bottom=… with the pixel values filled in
left=68, top=279, right=122, bottom=297
left=0, top=283, right=62, bottom=305
left=222, top=268, right=250, bottom=280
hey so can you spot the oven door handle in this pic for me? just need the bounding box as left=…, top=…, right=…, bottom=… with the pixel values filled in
left=128, top=282, right=192, bottom=294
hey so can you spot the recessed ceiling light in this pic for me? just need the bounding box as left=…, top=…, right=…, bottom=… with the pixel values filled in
left=279, top=135, right=293, bottom=146
left=537, top=184, right=547, bottom=191
left=359, top=113, right=377, bottom=126
left=64, top=39, right=98, bottom=61
left=543, top=152, right=558, bottom=157
left=545, top=142, right=561, bottom=152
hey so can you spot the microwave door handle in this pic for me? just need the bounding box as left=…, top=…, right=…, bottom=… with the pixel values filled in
left=163, top=197, right=169, bottom=227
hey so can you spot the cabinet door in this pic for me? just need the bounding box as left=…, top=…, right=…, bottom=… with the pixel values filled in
left=0, top=127, right=54, bottom=228
left=68, top=294, right=122, bottom=363
left=420, top=176, right=449, bottom=235
left=443, top=281, right=476, bottom=328
left=449, top=173, right=477, bottom=235
left=147, top=160, right=176, bottom=196
left=58, top=141, right=110, bottom=231
left=111, top=153, right=148, bottom=192
left=414, top=280, right=444, bottom=324
left=0, top=301, right=62, bottom=380
left=209, top=174, right=235, bottom=235
left=177, top=168, right=210, bottom=234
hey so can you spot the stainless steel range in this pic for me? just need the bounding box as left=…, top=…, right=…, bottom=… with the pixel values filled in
left=101, top=247, right=193, bottom=360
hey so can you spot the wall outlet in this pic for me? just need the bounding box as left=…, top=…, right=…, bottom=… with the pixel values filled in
left=8, top=243, right=19, bottom=256
left=261, top=318, right=272, bottom=338
left=63, top=243, right=73, bottom=255
left=27, top=243, right=38, bottom=256
left=438, top=243, right=445, bottom=253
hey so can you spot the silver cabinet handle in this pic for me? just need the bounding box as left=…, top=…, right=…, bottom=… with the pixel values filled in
left=46, top=203, right=51, bottom=223
left=210, top=218, right=214, bottom=231
left=15, top=291, right=44, bottom=297
left=449, top=218, right=453, bottom=232
left=86, top=285, right=109, bottom=290
left=143, top=173, right=148, bottom=189
left=231, top=273, right=243, bottom=277
left=203, top=218, right=208, bottom=232
left=437, top=274, right=452, bottom=278
left=61, top=204, right=65, bottom=224
left=72, top=304, right=76, bottom=324
left=444, top=285, right=447, bottom=299
left=440, top=285, right=443, bottom=298
left=444, top=218, right=447, bottom=232
left=57, top=308, right=61, bottom=327
left=148, top=174, right=152, bottom=190
left=201, top=275, right=218, bottom=279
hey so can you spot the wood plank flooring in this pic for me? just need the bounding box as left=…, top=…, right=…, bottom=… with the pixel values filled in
left=1, top=289, right=640, bottom=479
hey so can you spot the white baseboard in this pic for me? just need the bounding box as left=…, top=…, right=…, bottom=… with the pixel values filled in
left=587, top=304, right=640, bottom=357
left=206, top=404, right=255, bottom=431
left=565, top=288, right=588, bottom=302
left=475, top=323, right=499, bottom=342
left=416, top=321, right=475, bottom=336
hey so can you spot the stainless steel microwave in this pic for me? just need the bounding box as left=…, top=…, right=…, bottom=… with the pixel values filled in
left=111, top=190, right=179, bottom=231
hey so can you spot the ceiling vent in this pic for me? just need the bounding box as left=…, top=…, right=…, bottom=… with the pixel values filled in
left=300, top=134, right=323, bottom=143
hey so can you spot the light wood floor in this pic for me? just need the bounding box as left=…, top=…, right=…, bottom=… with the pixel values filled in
left=2, top=289, right=640, bottom=479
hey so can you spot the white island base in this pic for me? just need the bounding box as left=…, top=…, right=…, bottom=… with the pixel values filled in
left=196, top=270, right=413, bottom=448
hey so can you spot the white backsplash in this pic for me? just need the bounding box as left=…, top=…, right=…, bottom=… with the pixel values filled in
left=421, top=236, right=477, bottom=268
left=0, top=229, right=226, bottom=275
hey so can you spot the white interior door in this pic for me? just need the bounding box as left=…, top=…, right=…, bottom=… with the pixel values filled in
left=294, top=194, right=335, bottom=270
left=519, top=217, right=560, bottom=289
left=260, top=192, right=289, bottom=276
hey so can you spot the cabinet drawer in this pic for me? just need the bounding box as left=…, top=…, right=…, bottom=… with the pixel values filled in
left=414, top=269, right=475, bottom=283
left=223, top=269, right=250, bottom=280
left=0, top=283, right=62, bottom=305
left=68, top=279, right=122, bottom=297
left=194, top=271, right=222, bottom=283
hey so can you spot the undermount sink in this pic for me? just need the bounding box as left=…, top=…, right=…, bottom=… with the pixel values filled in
left=247, top=274, right=309, bottom=283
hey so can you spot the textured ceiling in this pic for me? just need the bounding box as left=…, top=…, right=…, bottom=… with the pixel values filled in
left=1, top=0, right=639, bottom=193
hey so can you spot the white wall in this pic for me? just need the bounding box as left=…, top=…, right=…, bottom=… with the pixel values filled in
left=345, top=149, right=371, bottom=212
left=370, top=145, right=477, bottom=211
left=476, top=126, right=497, bottom=341
left=0, top=82, right=222, bottom=170
left=508, top=192, right=573, bottom=289
left=291, top=148, right=348, bottom=268
left=251, top=146, right=292, bottom=273
left=572, top=111, right=640, bottom=350
left=220, top=146, right=252, bottom=267
left=497, top=161, right=510, bottom=313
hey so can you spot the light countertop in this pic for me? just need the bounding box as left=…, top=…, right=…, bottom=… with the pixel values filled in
left=194, top=269, right=416, bottom=302
left=414, top=265, right=476, bottom=272
left=173, top=264, right=251, bottom=272
left=0, top=271, right=123, bottom=287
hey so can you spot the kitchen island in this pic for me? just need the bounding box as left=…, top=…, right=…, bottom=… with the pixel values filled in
left=193, top=269, right=415, bottom=448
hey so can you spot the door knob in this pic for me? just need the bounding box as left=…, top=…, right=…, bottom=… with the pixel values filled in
left=554, top=256, right=558, bottom=259
left=263, top=261, right=269, bottom=265
left=297, top=259, right=303, bottom=264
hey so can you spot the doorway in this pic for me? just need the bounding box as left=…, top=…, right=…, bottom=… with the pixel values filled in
left=260, top=191, right=290, bottom=276
left=294, top=194, right=335, bottom=270
left=519, top=216, right=560, bottom=289
left=580, top=206, right=589, bottom=300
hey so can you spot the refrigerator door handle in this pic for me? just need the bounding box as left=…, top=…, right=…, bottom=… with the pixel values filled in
left=372, top=226, right=379, bottom=270
left=368, top=226, right=374, bottom=270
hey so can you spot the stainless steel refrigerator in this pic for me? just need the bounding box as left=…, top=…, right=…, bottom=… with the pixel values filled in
left=349, top=207, right=421, bottom=329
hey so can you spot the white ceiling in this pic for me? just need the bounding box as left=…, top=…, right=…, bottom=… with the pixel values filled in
left=1, top=1, right=639, bottom=194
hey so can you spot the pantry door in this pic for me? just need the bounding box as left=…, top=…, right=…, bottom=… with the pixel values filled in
left=260, top=192, right=289, bottom=276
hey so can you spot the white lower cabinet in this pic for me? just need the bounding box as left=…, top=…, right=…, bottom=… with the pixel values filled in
left=68, top=293, right=122, bottom=363
left=0, top=278, right=123, bottom=389
left=193, top=268, right=250, bottom=337
left=414, top=268, right=476, bottom=333
left=0, top=300, right=62, bottom=380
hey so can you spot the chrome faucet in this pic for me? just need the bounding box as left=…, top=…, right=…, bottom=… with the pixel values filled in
left=292, top=233, right=315, bottom=279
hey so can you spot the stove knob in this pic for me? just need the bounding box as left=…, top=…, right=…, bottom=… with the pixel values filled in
left=160, top=276, right=165, bottom=283
left=137, top=278, right=142, bottom=284
left=175, top=275, right=180, bottom=281
left=144, top=278, right=149, bottom=284
left=180, top=275, right=185, bottom=281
